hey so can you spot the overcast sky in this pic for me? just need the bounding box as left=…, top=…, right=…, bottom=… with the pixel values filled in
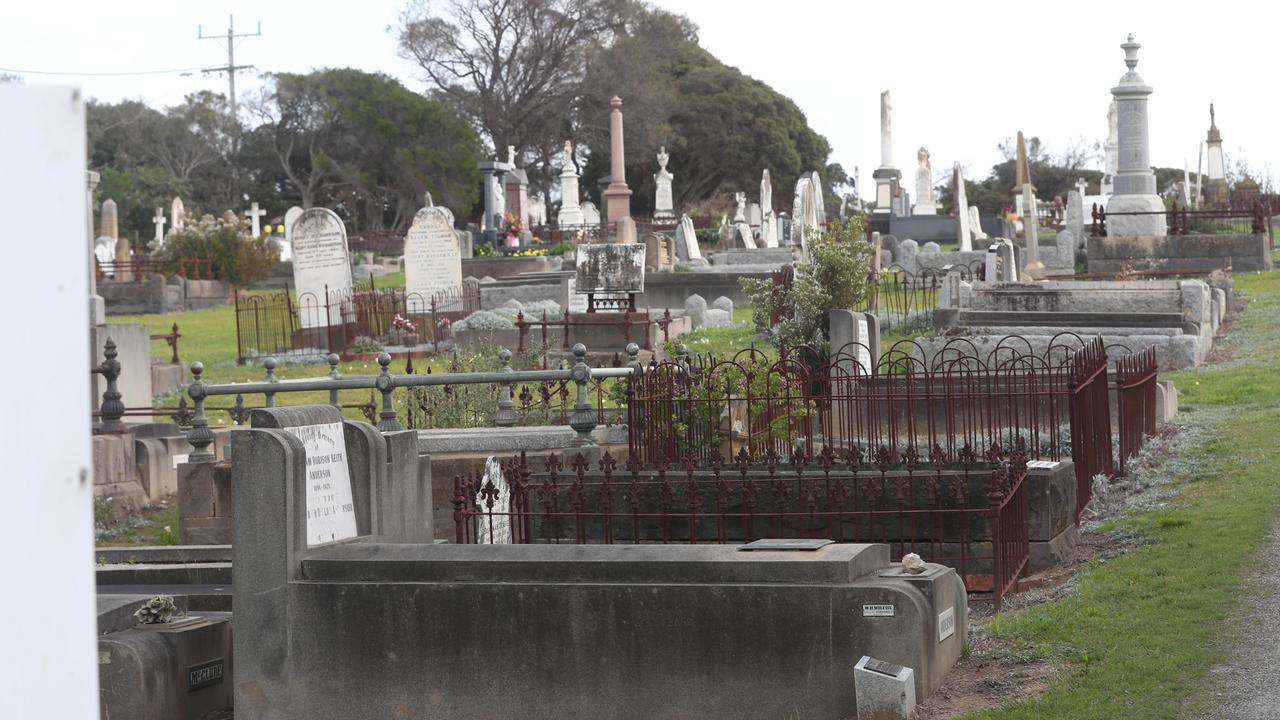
left=4, top=0, right=1273, bottom=194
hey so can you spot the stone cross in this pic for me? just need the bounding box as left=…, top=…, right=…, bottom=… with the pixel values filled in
left=151, top=207, right=166, bottom=250
left=245, top=201, right=266, bottom=237
left=1076, top=177, right=1088, bottom=198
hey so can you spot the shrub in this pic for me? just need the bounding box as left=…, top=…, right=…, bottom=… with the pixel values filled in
left=159, top=211, right=279, bottom=286
left=739, top=216, right=871, bottom=351
left=547, top=242, right=576, bottom=256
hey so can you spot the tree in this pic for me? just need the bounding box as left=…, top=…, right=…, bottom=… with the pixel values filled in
left=576, top=8, right=831, bottom=212
left=396, top=0, right=624, bottom=161
left=248, top=69, right=481, bottom=231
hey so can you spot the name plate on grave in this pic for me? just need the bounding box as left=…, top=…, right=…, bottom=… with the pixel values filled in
left=937, top=607, right=956, bottom=642
left=863, top=658, right=905, bottom=677
left=285, top=422, right=358, bottom=546
left=575, top=244, right=646, bottom=294
left=862, top=604, right=895, bottom=617
left=187, top=658, right=225, bottom=691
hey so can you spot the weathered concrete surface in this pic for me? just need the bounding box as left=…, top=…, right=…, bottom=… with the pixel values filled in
left=1087, top=234, right=1271, bottom=273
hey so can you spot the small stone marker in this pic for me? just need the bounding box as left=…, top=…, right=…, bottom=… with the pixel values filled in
left=291, top=207, right=353, bottom=328
left=854, top=655, right=917, bottom=720
left=282, top=420, right=358, bottom=546
left=245, top=201, right=266, bottom=238
left=404, top=205, right=462, bottom=313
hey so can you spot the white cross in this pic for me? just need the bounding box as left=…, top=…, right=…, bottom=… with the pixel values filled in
left=245, top=201, right=267, bottom=238
left=152, top=207, right=166, bottom=247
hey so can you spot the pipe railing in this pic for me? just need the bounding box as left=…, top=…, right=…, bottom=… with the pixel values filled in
left=185, top=342, right=644, bottom=462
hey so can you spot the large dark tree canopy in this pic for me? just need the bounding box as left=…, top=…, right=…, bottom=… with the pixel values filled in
left=575, top=6, right=831, bottom=213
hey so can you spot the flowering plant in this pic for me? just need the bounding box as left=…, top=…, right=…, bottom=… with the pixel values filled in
left=392, top=314, right=417, bottom=332
left=505, top=212, right=524, bottom=244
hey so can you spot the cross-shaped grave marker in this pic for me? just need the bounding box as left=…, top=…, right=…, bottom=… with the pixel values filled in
left=245, top=201, right=267, bottom=238
left=151, top=206, right=166, bottom=250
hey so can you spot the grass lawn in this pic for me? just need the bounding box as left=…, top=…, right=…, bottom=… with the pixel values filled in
left=966, top=269, right=1280, bottom=719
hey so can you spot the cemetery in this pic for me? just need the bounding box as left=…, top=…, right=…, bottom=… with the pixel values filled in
left=8, top=6, right=1280, bottom=720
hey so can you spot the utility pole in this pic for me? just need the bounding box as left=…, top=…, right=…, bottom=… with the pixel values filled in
left=198, top=14, right=260, bottom=121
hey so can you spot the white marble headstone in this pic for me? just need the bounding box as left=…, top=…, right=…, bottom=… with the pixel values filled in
left=405, top=206, right=463, bottom=314
left=475, top=456, right=512, bottom=544
left=283, top=421, right=359, bottom=546
left=291, top=207, right=353, bottom=329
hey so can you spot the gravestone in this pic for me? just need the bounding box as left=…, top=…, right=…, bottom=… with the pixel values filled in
left=1022, top=183, right=1042, bottom=278
left=115, top=235, right=133, bottom=282
left=1106, top=35, right=1167, bottom=237
left=985, top=239, right=1017, bottom=283
left=171, top=196, right=185, bottom=231
left=760, top=170, right=778, bottom=248
left=581, top=201, right=601, bottom=226
left=475, top=457, right=511, bottom=544
left=245, top=201, right=266, bottom=238
left=575, top=243, right=645, bottom=296
left=279, top=206, right=302, bottom=263
left=557, top=140, right=584, bottom=226
left=953, top=163, right=972, bottom=251
left=653, top=146, right=675, bottom=222
left=643, top=233, right=674, bottom=272
left=970, top=205, right=988, bottom=241
left=712, top=296, right=734, bottom=314
left=284, top=420, right=359, bottom=546
left=912, top=147, right=937, bottom=215
left=94, top=236, right=115, bottom=275
left=291, top=207, right=353, bottom=329
left=404, top=206, right=463, bottom=313
left=150, top=207, right=166, bottom=251
left=684, top=294, right=707, bottom=328
left=565, top=277, right=589, bottom=314
left=675, top=214, right=703, bottom=262
left=922, top=241, right=941, bottom=254
left=829, top=309, right=879, bottom=373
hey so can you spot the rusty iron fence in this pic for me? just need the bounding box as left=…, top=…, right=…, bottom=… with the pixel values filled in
left=452, top=442, right=1031, bottom=610
left=1091, top=202, right=1273, bottom=246
left=1113, top=346, right=1158, bottom=476
left=96, top=256, right=213, bottom=282
left=626, top=335, right=1116, bottom=523
left=234, top=279, right=479, bottom=364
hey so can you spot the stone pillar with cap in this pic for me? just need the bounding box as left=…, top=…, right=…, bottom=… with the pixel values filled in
left=1106, top=34, right=1167, bottom=237
left=602, top=96, right=633, bottom=228
left=87, top=171, right=104, bottom=324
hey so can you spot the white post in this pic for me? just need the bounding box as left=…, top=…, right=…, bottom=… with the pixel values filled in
left=0, top=83, right=99, bottom=716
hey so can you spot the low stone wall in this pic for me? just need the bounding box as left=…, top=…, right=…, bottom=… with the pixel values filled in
left=463, top=255, right=563, bottom=279
left=102, top=275, right=230, bottom=315
left=1086, top=233, right=1272, bottom=273
left=636, top=270, right=764, bottom=309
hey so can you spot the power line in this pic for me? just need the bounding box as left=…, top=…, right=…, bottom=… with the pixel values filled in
left=198, top=14, right=261, bottom=122
left=0, top=66, right=207, bottom=77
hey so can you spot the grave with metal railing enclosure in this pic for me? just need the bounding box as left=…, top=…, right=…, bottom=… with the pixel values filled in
left=233, top=277, right=480, bottom=363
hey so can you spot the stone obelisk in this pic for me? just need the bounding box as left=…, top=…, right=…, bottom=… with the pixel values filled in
left=872, top=90, right=901, bottom=214
left=602, top=96, right=633, bottom=230
left=1106, top=35, right=1166, bottom=237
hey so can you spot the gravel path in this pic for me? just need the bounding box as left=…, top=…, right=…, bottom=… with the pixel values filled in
left=1207, top=522, right=1280, bottom=719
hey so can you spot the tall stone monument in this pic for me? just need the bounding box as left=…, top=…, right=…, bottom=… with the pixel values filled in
left=872, top=91, right=901, bottom=214
left=1012, top=131, right=1033, bottom=194
left=602, top=96, right=633, bottom=224
left=1106, top=35, right=1167, bottom=237
left=404, top=206, right=463, bottom=314
left=1204, top=104, right=1229, bottom=209
left=1102, top=102, right=1119, bottom=196
left=653, top=146, right=675, bottom=222
left=912, top=147, right=937, bottom=215
left=478, top=157, right=511, bottom=236
left=760, top=169, right=778, bottom=248
left=557, top=141, right=584, bottom=227
left=291, top=207, right=353, bottom=329
left=953, top=163, right=972, bottom=252
left=1022, top=183, right=1042, bottom=278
